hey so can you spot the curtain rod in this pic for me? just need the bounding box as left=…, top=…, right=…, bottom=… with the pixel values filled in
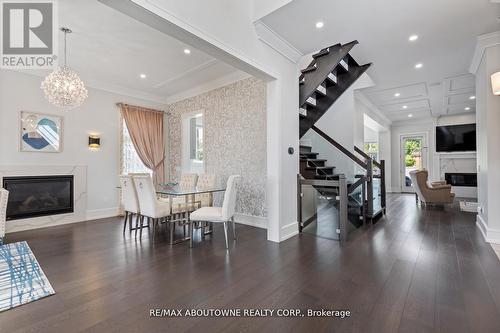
left=116, top=102, right=170, bottom=115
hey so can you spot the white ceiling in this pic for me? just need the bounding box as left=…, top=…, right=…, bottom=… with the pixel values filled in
left=261, top=0, right=500, bottom=121
left=21, top=0, right=242, bottom=103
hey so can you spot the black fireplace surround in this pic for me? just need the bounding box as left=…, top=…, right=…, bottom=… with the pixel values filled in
left=444, top=173, right=477, bottom=187
left=2, top=175, right=74, bottom=220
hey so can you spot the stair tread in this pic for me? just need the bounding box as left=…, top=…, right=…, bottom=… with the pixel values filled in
left=301, top=64, right=317, bottom=73
left=305, top=166, right=335, bottom=170
left=300, top=158, right=326, bottom=162
left=312, top=48, right=330, bottom=59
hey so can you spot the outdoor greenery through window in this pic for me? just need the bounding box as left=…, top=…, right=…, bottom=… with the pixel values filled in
left=121, top=119, right=151, bottom=175
left=404, top=139, right=422, bottom=167
left=364, top=142, right=379, bottom=161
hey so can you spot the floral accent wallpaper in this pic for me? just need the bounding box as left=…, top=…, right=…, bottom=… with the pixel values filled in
left=166, top=78, right=267, bottom=217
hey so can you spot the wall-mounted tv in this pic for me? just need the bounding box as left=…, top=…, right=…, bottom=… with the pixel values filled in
left=436, top=123, right=476, bottom=152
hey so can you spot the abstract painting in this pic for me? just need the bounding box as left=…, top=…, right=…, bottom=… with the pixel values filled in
left=0, top=241, right=55, bottom=312
left=20, top=111, right=62, bottom=152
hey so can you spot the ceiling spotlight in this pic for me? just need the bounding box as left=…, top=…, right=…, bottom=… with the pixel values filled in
left=469, top=95, right=476, bottom=100
left=140, top=74, right=146, bottom=79
left=184, top=49, right=191, bottom=54
left=408, top=114, right=413, bottom=118
left=394, top=93, right=401, bottom=97
left=402, top=105, right=408, bottom=109
left=315, top=21, right=324, bottom=29
left=409, top=35, right=419, bottom=42
left=465, top=107, right=471, bottom=111
left=415, top=63, right=423, bottom=69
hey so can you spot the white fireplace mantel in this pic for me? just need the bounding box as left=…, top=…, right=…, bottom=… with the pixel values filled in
left=0, top=165, right=87, bottom=233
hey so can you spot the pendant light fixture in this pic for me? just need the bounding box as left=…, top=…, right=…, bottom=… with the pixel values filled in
left=41, top=27, right=88, bottom=109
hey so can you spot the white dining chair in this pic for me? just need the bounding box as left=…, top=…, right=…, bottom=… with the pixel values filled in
left=119, top=175, right=141, bottom=233
left=133, top=175, right=171, bottom=238
left=195, top=174, right=217, bottom=208
left=171, top=173, right=199, bottom=211
left=0, top=188, right=8, bottom=245
left=189, top=175, right=241, bottom=248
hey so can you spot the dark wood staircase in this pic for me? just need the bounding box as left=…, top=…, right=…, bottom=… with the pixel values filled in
left=299, top=40, right=372, bottom=138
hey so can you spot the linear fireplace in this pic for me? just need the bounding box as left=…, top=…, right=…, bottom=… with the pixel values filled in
left=444, top=173, right=477, bottom=187
left=2, top=175, right=74, bottom=220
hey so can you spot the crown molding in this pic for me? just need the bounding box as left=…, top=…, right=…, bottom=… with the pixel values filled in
left=165, top=70, right=251, bottom=104
left=469, top=31, right=500, bottom=74
left=254, top=20, right=303, bottom=63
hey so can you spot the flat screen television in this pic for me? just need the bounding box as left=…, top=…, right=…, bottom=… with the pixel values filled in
left=436, top=123, right=476, bottom=152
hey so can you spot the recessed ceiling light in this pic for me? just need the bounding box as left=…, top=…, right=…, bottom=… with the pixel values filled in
left=469, top=95, right=476, bottom=100
left=408, top=114, right=413, bottom=118
left=184, top=48, right=191, bottom=54
left=315, top=21, right=324, bottom=29
left=139, top=74, right=146, bottom=79
left=402, top=105, right=408, bottom=109
left=394, top=93, right=401, bottom=97
left=465, top=107, right=471, bottom=111
left=409, top=35, right=419, bottom=42
left=415, top=63, right=423, bottom=69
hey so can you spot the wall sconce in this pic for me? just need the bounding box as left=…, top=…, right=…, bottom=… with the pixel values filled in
left=88, top=135, right=101, bottom=150
left=492, top=71, right=500, bottom=96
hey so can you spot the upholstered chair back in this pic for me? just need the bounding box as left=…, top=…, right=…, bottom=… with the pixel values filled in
left=133, top=175, right=158, bottom=217
left=0, top=188, right=9, bottom=241
left=409, top=170, right=427, bottom=199
left=195, top=174, right=217, bottom=207
left=120, top=175, right=140, bottom=214
left=179, top=173, right=198, bottom=190
left=221, top=175, right=241, bottom=221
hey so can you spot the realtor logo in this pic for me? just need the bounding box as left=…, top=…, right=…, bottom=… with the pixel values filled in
left=1, top=0, right=58, bottom=69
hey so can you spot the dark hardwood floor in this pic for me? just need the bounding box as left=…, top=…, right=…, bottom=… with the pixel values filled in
left=2, top=194, right=500, bottom=333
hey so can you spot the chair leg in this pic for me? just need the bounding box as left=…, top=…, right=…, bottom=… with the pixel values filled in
left=231, top=216, right=236, bottom=240
left=223, top=222, right=229, bottom=249
left=123, top=211, right=129, bottom=233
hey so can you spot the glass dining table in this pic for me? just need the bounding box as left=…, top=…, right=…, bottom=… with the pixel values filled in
left=156, top=184, right=226, bottom=244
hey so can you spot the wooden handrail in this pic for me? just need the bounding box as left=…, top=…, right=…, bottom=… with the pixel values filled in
left=311, top=126, right=368, bottom=169
left=354, top=146, right=382, bottom=169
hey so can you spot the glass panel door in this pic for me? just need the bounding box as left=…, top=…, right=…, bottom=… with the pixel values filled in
left=401, top=135, right=425, bottom=192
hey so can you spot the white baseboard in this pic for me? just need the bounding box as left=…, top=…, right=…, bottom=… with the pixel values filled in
left=233, top=213, right=267, bottom=229
left=86, top=207, right=119, bottom=221
left=280, top=221, right=299, bottom=242
left=476, top=214, right=500, bottom=244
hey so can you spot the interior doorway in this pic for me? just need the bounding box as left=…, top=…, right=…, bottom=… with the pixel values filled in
left=400, top=134, right=426, bottom=192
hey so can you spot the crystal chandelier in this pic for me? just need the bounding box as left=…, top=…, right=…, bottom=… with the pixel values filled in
left=41, top=27, right=88, bottom=109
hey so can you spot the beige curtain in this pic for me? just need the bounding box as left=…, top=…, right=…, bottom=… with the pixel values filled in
left=120, top=104, right=165, bottom=186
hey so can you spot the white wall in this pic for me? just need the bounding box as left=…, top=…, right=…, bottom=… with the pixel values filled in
left=474, top=43, right=500, bottom=244
left=0, top=70, right=166, bottom=221
left=101, top=0, right=300, bottom=242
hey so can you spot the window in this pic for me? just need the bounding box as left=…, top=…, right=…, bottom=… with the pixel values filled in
left=121, top=119, right=151, bottom=175
left=182, top=112, right=204, bottom=173
left=364, top=142, right=379, bottom=161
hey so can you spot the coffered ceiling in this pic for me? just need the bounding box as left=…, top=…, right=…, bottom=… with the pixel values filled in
left=16, top=0, right=244, bottom=103
left=260, top=0, right=500, bottom=122
left=362, top=74, right=476, bottom=122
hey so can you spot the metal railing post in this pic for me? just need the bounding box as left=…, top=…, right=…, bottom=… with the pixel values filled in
left=297, top=174, right=303, bottom=233
left=366, top=158, right=373, bottom=222
left=380, top=159, right=386, bottom=214
left=338, top=174, right=348, bottom=242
